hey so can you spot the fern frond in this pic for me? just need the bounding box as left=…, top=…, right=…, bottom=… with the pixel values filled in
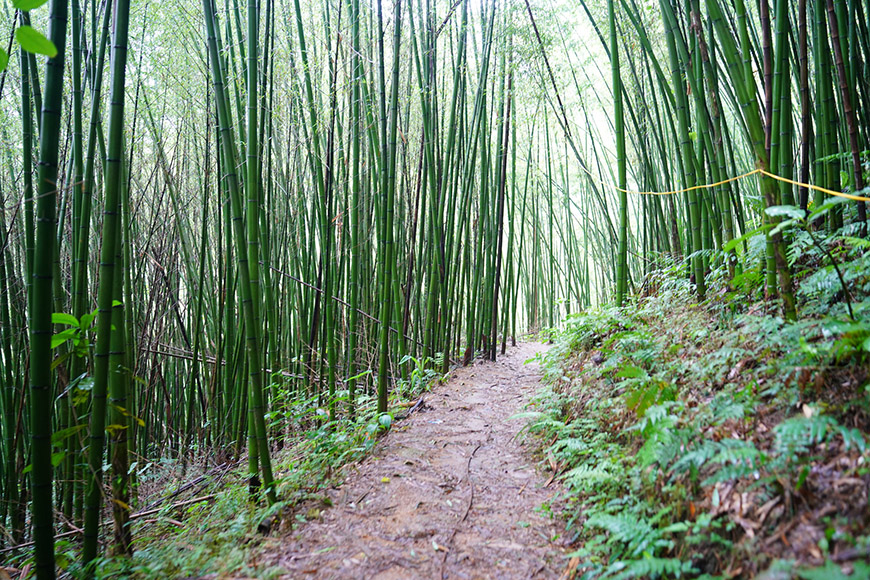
left=774, top=414, right=837, bottom=456
left=605, top=556, right=696, bottom=580
left=564, top=464, right=619, bottom=493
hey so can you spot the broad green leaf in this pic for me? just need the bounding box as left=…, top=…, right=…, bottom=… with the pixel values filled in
left=52, top=312, right=80, bottom=326
left=807, top=196, right=847, bottom=221
left=764, top=204, right=805, bottom=221
left=15, top=25, right=57, bottom=58
left=13, top=0, right=50, bottom=10
left=51, top=424, right=87, bottom=446
left=80, top=310, right=97, bottom=329
left=722, top=223, right=772, bottom=253
left=0, top=47, right=8, bottom=73
left=51, top=328, right=79, bottom=348
left=769, top=218, right=800, bottom=237
left=378, top=414, right=392, bottom=429
left=51, top=451, right=65, bottom=467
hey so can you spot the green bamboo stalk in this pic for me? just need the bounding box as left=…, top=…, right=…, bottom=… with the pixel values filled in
left=82, top=0, right=130, bottom=568
left=28, top=0, right=69, bottom=575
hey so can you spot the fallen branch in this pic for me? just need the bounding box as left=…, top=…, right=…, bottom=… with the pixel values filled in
left=0, top=495, right=216, bottom=555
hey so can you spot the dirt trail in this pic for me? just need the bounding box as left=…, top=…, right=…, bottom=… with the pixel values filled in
left=268, top=342, right=567, bottom=579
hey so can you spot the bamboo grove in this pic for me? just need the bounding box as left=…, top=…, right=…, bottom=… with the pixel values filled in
left=0, top=0, right=867, bottom=575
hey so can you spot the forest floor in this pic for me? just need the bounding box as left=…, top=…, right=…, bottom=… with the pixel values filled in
left=259, top=342, right=570, bottom=579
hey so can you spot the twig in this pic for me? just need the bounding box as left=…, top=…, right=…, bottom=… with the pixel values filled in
left=140, top=460, right=238, bottom=512
left=0, top=495, right=216, bottom=554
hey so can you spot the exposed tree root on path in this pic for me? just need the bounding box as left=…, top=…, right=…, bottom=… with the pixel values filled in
left=263, top=342, right=568, bottom=579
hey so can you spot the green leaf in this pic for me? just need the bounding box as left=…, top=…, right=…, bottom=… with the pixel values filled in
left=15, top=25, right=58, bottom=58
left=13, top=0, right=50, bottom=10
left=808, top=197, right=847, bottom=221
left=51, top=451, right=65, bottom=467
left=769, top=218, right=800, bottom=237
left=51, top=328, right=79, bottom=349
left=52, top=312, right=80, bottom=326
left=723, top=223, right=772, bottom=253
left=347, top=369, right=373, bottom=382
left=378, top=414, right=392, bottom=429
left=0, top=47, right=8, bottom=73
left=80, top=309, right=97, bottom=329
left=765, top=204, right=805, bottom=221
left=51, top=424, right=87, bottom=446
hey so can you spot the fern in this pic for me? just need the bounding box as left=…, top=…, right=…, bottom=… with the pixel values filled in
left=701, top=463, right=759, bottom=486
left=834, top=425, right=868, bottom=453
left=773, top=414, right=838, bottom=457
left=670, top=440, right=718, bottom=474
left=841, top=235, right=870, bottom=251
left=564, top=463, right=620, bottom=494
left=585, top=512, right=663, bottom=557
left=787, top=229, right=816, bottom=267
left=774, top=413, right=868, bottom=458
left=606, top=556, right=696, bottom=580
left=798, top=266, right=842, bottom=303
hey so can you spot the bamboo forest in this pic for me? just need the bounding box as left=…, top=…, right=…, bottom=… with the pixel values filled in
left=0, top=0, right=869, bottom=577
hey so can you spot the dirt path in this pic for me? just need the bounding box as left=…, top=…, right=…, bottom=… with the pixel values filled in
left=266, top=342, right=568, bottom=579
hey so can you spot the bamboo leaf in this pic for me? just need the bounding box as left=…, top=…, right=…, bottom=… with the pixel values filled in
left=770, top=218, right=800, bottom=237
left=0, top=47, right=8, bottom=72
left=112, top=499, right=132, bottom=511
left=52, top=312, right=80, bottom=326
left=723, top=223, right=772, bottom=253
left=764, top=205, right=805, bottom=220
left=51, top=424, right=87, bottom=446
left=13, top=0, right=50, bottom=10
left=15, top=26, right=58, bottom=58
left=50, top=352, right=70, bottom=371
left=808, top=197, right=848, bottom=222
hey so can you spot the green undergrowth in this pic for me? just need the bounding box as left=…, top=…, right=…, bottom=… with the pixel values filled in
left=58, top=358, right=441, bottom=579
left=523, top=240, right=870, bottom=579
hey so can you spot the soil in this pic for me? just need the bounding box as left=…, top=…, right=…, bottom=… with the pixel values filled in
left=265, top=342, right=569, bottom=579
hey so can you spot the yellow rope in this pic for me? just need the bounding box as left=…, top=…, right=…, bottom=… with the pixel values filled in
left=579, top=163, right=870, bottom=203
left=757, top=170, right=870, bottom=203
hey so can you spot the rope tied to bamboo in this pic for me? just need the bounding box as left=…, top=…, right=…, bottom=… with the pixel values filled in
left=579, top=164, right=870, bottom=203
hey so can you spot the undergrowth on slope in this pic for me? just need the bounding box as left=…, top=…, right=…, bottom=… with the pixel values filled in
left=34, top=362, right=441, bottom=579
left=524, top=229, right=870, bottom=579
